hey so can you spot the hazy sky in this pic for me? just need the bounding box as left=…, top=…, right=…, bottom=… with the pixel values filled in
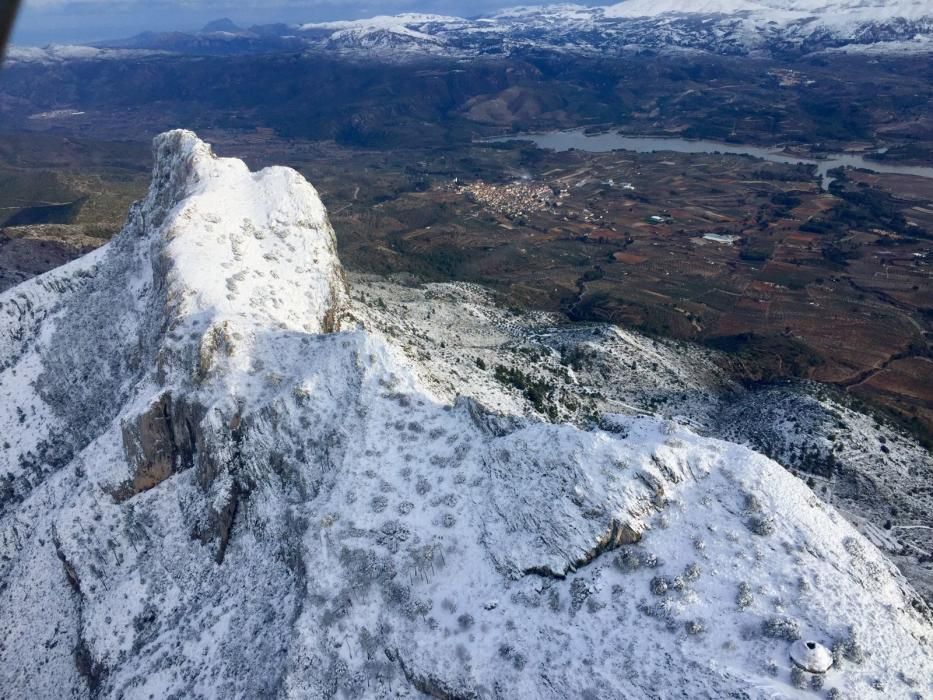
left=12, top=0, right=561, bottom=45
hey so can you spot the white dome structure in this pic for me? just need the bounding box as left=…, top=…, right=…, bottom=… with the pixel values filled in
left=790, top=640, right=834, bottom=673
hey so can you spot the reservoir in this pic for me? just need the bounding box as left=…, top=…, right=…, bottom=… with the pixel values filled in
left=487, top=129, right=933, bottom=191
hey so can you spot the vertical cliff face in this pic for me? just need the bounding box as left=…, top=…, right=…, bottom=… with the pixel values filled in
left=0, top=131, right=930, bottom=699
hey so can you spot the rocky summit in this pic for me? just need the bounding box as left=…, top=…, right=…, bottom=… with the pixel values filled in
left=0, top=131, right=931, bottom=698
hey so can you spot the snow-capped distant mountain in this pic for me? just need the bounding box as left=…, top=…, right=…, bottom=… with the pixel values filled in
left=8, top=0, right=930, bottom=62
left=301, top=12, right=468, bottom=31
left=301, top=14, right=460, bottom=52
left=1, top=130, right=931, bottom=697
left=293, top=0, right=933, bottom=58
left=4, top=45, right=164, bottom=64
left=602, top=0, right=773, bottom=15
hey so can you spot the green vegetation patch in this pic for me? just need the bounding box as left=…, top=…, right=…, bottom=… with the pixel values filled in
left=494, top=364, right=557, bottom=419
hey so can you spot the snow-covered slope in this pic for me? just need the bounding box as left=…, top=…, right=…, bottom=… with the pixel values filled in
left=350, top=274, right=933, bottom=603
left=1, top=131, right=931, bottom=698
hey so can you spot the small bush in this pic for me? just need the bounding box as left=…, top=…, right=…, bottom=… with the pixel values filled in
left=832, top=627, right=864, bottom=666
left=616, top=548, right=660, bottom=572
left=650, top=576, right=671, bottom=596
left=761, top=616, right=801, bottom=641
left=746, top=514, right=775, bottom=536
left=616, top=549, right=642, bottom=572
left=684, top=563, right=701, bottom=582
left=790, top=666, right=807, bottom=689
left=685, top=619, right=705, bottom=635
left=642, top=551, right=660, bottom=568
left=637, top=598, right=677, bottom=630
left=736, top=582, right=754, bottom=610
left=493, top=364, right=555, bottom=417
left=498, top=643, right=527, bottom=671
left=570, top=579, right=592, bottom=614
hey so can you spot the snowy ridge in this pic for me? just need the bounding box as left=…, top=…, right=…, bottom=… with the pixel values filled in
left=301, top=13, right=467, bottom=31
left=602, top=0, right=933, bottom=20
left=4, top=44, right=164, bottom=64
left=0, top=131, right=931, bottom=698
left=603, top=0, right=773, bottom=18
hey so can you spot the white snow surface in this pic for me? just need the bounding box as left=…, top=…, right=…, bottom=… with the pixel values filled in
left=601, top=0, right=932, bottom=21
left=603, top=0, right=773, bottom=18
left=0, top=130, right=931, bottom=698
left=301, top=13, right=467, bottom=30
left=4, top=44, right=162, bottom=64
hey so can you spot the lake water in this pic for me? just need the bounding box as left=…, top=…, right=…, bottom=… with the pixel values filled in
left=487, top=129, right=933, bottom=191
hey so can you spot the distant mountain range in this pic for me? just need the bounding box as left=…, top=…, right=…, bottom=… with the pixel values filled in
left=8, top=0, right=933, bottom=63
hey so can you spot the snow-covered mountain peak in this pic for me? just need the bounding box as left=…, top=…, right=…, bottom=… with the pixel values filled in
left=0, top=131, right=931, bottom=698
left=145, top=129, right=346, bottom=342
left=96, top=129, right=347, bottom=430
left=119, top=129, right=350, bottom=497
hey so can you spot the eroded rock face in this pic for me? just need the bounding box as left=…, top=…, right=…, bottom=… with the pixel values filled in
left=0, top=131, right=931, bottom=700
left=116, top=392, right=199, bottom=501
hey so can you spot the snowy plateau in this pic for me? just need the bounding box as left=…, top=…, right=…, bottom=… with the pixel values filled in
left=0, top=131, right=931, bottom=698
